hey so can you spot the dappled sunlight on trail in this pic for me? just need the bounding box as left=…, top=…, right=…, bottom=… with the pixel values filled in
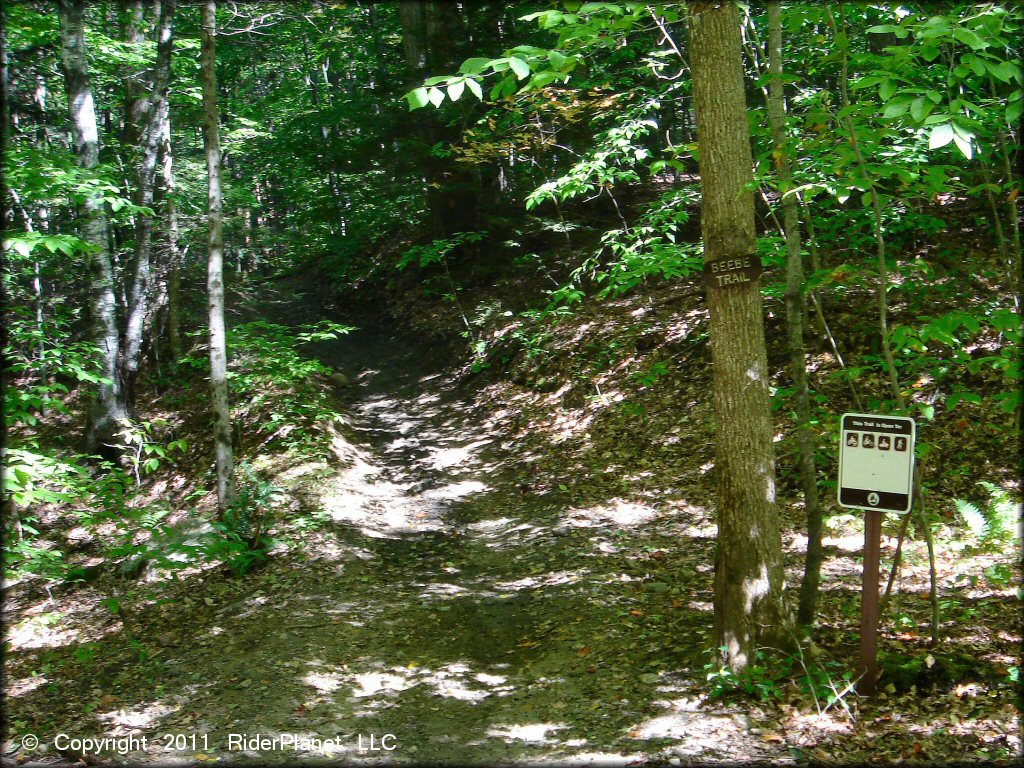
left=5, top=312, right=1018, bottom=766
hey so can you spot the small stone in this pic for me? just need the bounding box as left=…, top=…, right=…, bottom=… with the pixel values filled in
left=329, top=371, right=349, bottom=387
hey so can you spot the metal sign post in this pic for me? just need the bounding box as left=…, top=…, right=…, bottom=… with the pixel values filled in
left=837, top=413, right=916, bottom=695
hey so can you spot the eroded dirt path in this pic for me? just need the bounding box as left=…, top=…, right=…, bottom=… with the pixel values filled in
left=7, top=288, right=1018, bottom=766
left=198, top=320, right=756, bottom=764
left=5, top=295, right=766, bottom=767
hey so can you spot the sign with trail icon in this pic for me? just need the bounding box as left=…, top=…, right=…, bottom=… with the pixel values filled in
left=837, top=412, right=915, bottom=513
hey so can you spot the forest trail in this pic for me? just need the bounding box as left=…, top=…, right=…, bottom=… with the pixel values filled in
left=8, top=284, right=1017, bottom=767
left=7, top=2, right=1020, bottom=764
left=6, top=285, right=777, bottom=767
left=141, top=285, right=770, bottom=764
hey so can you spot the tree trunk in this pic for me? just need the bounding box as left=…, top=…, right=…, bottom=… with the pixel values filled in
left=301, top=35, right=345, bottom=237
left=398, top=0, right=475, bottom=237
left=688, top=0, right=791, bottom=672
left=362, top=0, right=388, bottom=102
left=766, top=1, right=822, bottom=628
left=0, top=19, right=10, bottom=170
left=57, top=0, right=128, bottom=456
left=201, top=0, right=235, bottom=513
left=120, top=0, right=147, bottom=149
left=159, top=87, right=183, bottom=361
left=120, top=0, right=174, bottom=407
left=1, top=20, right=10, bottom=442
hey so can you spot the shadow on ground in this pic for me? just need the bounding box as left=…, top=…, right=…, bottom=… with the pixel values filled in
left=4, top=288, right=1019, bottom=766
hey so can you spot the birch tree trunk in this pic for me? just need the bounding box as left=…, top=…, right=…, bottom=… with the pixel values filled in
left=0, top=15, right=9, bottom=475
left=57, top=0, right=128, bottom=455
left=201, top=0, right=234, bottom=513
left=766, top=1, right=822, bottom=627
left=121, top=0, right=175, bottom=407
left=120, top=0, right=147, bottom=149
left=160, top=92, right=183, bottom=362
left=688, top=0, right=791, bottom=672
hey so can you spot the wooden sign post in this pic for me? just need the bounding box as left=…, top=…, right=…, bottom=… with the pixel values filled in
left=838, top=413, right=916, bottom=696
left=858, top=508, right=883, bottom=694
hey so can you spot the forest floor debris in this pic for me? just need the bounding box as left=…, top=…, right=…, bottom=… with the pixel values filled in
left=3, top=284, right=1019, bottom=766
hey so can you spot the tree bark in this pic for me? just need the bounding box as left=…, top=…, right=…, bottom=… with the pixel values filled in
left=159, top=83, right=183, bottom=361
left=201, top=0, right=235, bottom=513
left=120, top=0, right=147, bottom=149
left=1, top=20, right=10, bottom=450
left=398, top=0, right=475, bottom=237
left=766, top=1, right=822, bottom=628
left=57, top=0, right=128, bottom=456
left=688, top=0, right=791, bottom=672
left=121, top=0, right=175, bottom=407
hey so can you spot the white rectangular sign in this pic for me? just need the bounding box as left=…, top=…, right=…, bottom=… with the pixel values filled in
left=838, top=413, right=915, bottom=513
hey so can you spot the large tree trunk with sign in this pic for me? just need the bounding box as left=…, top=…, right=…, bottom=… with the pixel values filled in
left=688, top=1, right=792, bottom=672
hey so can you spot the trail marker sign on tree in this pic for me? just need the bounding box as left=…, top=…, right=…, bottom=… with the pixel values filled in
left=838, top=413, right=915, bottom=513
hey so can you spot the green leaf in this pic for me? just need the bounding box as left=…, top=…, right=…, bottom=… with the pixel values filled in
left=952, top=131, right=973, bottom=159
left=508, top=56, right=531, bottom=80
left=952, top=26, right=986, bottom=50
left=947, top=391, right=982, bottom=409
left=530, top=71, right=559, bottom=88
left=1003, top=99, right=1019, bottom=123
left=882, top=97, right=912, bottom=119
left=447, top=79, right=465, bottom=102
left=928, top=123, right=954, bottom=149
left=459, top=57, right=492, bottom=75
left=850, top=75, right=883, bottom=91
left=985, top=60, right=1016, bottom=83
left=9, top=238, right=34, bottom=257
left=405, top=88, right=429, bottom=110
left=427, top=87, right=445, bottom=108
left=489, top=75, right=517, bottom=100
left=101, top=598, right=121, bottom=614
left=962, top=53, right=986, bottom=77
left=955, top=498, right=986, bottom=537
left=465, top=77, right=482, bottom=100
left=910, top=96, right=933, bottom=122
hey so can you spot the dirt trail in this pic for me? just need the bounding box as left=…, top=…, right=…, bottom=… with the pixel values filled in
left=104, top=287, right=763, bottom=765
left=3, top=288, right=779, bottom=765
left=209, top=294, right=762, bottom=764
left=7, top=285, right=1020, bottom=766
